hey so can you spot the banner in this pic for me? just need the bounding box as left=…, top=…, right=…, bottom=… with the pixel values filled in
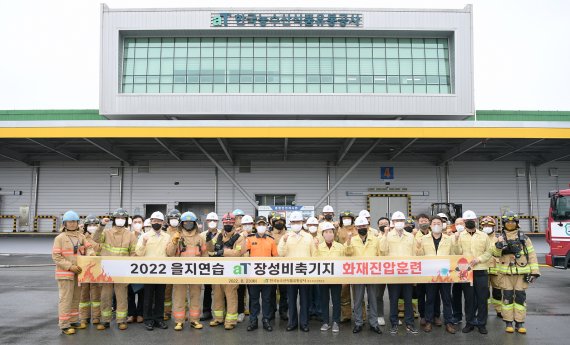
left=78, top=256, right=474, bottom=285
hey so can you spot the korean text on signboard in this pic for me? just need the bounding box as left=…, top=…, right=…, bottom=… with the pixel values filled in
left=211, top=13, right=363, bottom=28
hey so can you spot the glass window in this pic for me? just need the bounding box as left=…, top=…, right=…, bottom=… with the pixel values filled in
left=121, top=36, right=452, bottom=94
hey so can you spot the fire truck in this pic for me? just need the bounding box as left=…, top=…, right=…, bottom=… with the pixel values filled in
left=546, top=189, right=570, bottom=269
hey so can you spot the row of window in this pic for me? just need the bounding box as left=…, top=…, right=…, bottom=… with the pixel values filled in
left=123, top=75, right=450, bottom=85
left=124, top=37, right=449, bottom=49
left=123, top=58, right=450, bottom=76
left=125, top=46, right=449, bottom=59
left=122, top=83, right=450, bottom=94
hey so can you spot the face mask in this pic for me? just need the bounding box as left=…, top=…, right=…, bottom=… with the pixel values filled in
left=242, top=224, right=253, bottom=232
left=132, top=223, right=143, bottom=232
left=465, top=220, right=476, bottom=230
left=323, top=232, right=334, bottom=243
left=432, top=225, right=442, bottom=234
left=404, top=226, right=414, bottom=233
left=223, top=225, right=234, bottom=232
left=455, top=225, right=465, bottom=232
left=87, top=225, right=98, bottom=234
left=291, top=224, right=302, bottom=232
left=115, top=218, right=126, bottom=227
left=394, top=222, right=404, bottom=230
left=483, top=227, right=494, bottom=234
left=324, top=214, right=333, bottom=221
left=379, top=225, right=386, bottom=233
left=419, top=223, right=430, bottom=231
left=256, top=226, right=267, bottom=235
left=505, top=223, right=517, bottom=231
left=182, top=222, right=195, bottom=231
left=357, top=228, right=368, bottom=236
left=169, top=219, right=179, bottom=227
left=208, top=221, right=217, bottom=229
left=151, top=223, right=162, bottom=231
left=308, top=226, right=318, bottom=234
left=342, top=218, right=352, bottom=226
left=274, top=222, right=285, bottom=230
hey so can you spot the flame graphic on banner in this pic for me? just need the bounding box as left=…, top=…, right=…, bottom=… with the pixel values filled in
left=430, top=271, right=454, bottom=283
left=81, top=262, right=114, bottom=283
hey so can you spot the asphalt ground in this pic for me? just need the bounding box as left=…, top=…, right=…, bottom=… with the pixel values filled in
left=0, top=253, right=568, bottom=345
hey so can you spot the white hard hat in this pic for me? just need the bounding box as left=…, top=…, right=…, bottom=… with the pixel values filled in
left=320, top=222, right=335, bottom=231
left=359, top=210, right=371, bottom=218
left=150, top=211, right=165, bottom=221
left=322, top=205, right=334, bottom=213
left=391, top=211, right=406, bottom=221
left=143, top=219, right=151, bottom=227
left=241, top=215, right=253, bottom=224
left=355, top=216, right=369, bottom=226
left=462, top=210, right=477, bottom=220
left=306, top=216, right=319, bottom=225
left=206, top=212, right=218, bottom=221
left=289, top=211, right=304, bottom=222
left=437, top=213, right=448, bottom=219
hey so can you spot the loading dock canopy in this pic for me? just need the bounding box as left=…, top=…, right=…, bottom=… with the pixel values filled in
left=0, top=120, right=568, bottom=166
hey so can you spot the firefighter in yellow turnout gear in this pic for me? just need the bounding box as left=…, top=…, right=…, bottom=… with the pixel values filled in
left=93, top=208, right=138, bottom=331
left=79, top=215, right=102, bottom=327
left=167, top=211, right=208, bottom=331
left=493, top=211, right=540, bottom=334
left=163, top=208, right=182, bottom=321
left=206, top=213, right=246, bottom=330
left=481, top=216, right=502, bottom=317
left=52, top=210, right=95, bottom=335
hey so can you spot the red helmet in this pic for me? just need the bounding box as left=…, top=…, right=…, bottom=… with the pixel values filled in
left=457, top=257, right=469, bottom=265
left=222, top=213, right=236, bottom=225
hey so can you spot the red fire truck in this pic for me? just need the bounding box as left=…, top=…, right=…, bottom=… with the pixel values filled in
left=546, top=189, right=570, bottom=269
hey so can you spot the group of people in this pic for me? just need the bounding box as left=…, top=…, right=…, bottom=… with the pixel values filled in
left=52, top=205, right=539, bottom=337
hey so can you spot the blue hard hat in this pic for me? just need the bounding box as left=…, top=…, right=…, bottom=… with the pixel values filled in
left=62, top=210, right=80, bottom=222
left=233, top=209, right=245, bottom=216
left=180, top=211, right=198, bottom=222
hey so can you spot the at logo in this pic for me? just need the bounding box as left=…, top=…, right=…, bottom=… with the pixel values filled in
left=565, top=223, right=570, bottom=236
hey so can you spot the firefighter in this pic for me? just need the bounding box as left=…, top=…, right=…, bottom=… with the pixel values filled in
left=200, top=212, right=219, bottom=321
left=481, top=216, right=502, bottom=317
left=78, top=214, right=102, bottom=328
left=206, top=213, right=245, bottom=330
left=94, top=208, right=137, bottom=331
left=494, top=211, right=540, bottom=334
left=163, top=208, right=182, bottom=321
left=242, top=216, right=278, bottom=332
left=232, top=209, right=248, bottom=323
left=336, top=210, right=357, bottom=323
left=53, top=210, right=94, bottom=335
left=269, top=213, right=289, bottom=321
left=167, top=211, right=207, bottom=331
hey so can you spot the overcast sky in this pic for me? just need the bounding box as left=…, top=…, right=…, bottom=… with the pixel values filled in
left=0, top=0, right=568, bottom=111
